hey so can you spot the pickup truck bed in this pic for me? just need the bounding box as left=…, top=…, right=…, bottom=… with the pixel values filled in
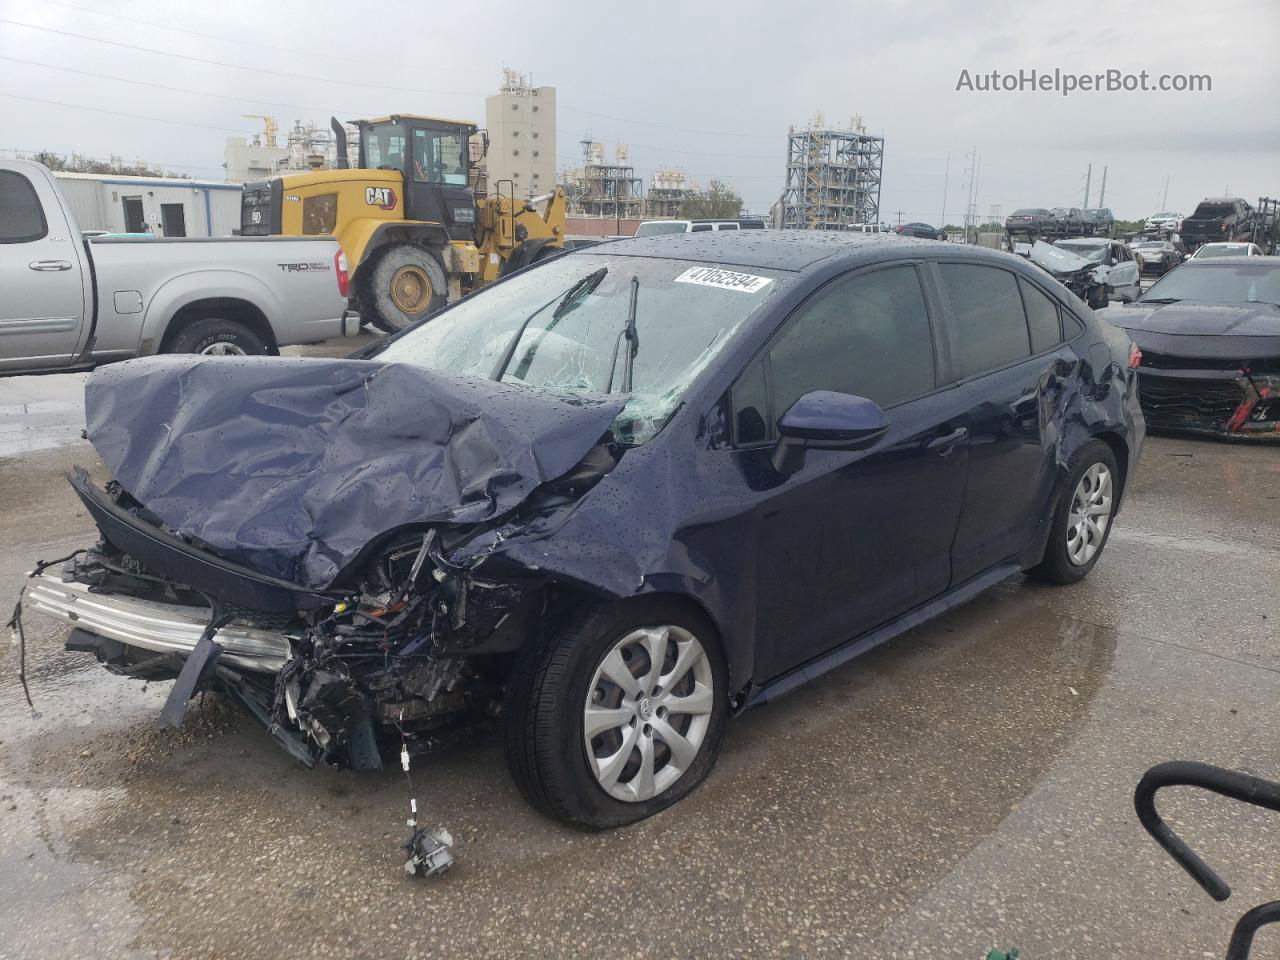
left=1, top=159, right=356, bottom=375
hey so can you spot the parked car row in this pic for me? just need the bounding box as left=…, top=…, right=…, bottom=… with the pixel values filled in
left=1005, top=206, right=1115, bottom=240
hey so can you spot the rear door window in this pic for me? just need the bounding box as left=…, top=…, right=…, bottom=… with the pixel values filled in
left=938, top=263, right=1031, bottom=379
left=0, top=171, right=48, bottom=243
left=1019, top=278, right=1062, bottom=353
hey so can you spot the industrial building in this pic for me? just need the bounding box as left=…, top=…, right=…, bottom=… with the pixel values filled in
left=52, top=172, right=242, bottom=237
left=780, top=115, right=884, bottom=230
left=644, top=168, right=695, bottom=219
left=561, top=141, right=644, bottom=220
left=224, top=118, right=349, bottom=183
left=484, top=70, right=556, bottom=198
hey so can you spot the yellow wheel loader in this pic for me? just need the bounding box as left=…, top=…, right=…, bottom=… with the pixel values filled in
left=240, top=115, right=567, bottom=332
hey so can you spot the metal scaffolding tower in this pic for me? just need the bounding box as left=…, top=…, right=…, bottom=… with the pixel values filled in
left=564, top=139, right=644, bottom=220
left=781, top=117, right=883, bottom=230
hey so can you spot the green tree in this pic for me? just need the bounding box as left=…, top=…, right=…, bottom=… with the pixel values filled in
left=680, top=180, right=743, bottom=220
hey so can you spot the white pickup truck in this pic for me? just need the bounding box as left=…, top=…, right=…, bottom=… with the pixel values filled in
left=0, top=159, right=358, bottom=375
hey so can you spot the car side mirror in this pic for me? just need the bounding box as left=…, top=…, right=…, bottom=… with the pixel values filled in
left=771, top=391, right=889, bottom=475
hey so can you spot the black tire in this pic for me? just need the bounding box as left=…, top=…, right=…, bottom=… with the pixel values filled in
left=164, top=317, right=269, bottom=356
left=360, top=245, right=447, bottom=334
left=1028, top=438, right=1120, bottom=585
left=499, top=237, right=560, bottom=277
left=504, top=597, right=730, bottom=828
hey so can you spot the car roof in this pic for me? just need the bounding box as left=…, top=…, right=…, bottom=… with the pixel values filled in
left=589, top=230, right=1004, bottom=273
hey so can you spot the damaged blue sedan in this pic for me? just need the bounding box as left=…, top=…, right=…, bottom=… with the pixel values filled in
left=23, top=232, right=1143, bottom=830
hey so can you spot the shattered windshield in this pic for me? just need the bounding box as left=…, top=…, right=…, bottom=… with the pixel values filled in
left=1141, top=263, right=1280, bottom=306
left=373, top=254, right=786, bottom=443
left=1055, top=240, right=1108, bottom=263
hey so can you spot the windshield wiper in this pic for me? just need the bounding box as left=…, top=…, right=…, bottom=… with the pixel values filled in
left=1138, top=297, right=1182, bottom=304
left=606, top=276, right=641, bottom=393
left=489, top=267, right=607, bottom=381
left=622, top=276, right=640, bottom=393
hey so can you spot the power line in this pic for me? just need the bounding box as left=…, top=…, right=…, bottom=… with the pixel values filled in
left=0, top=17, right=478, bottom=98
left=0, top=55, right=369, bottom=118
left=0, top=54, right=783, bottom=164
left=0, top=92, right=255, bottom=134
left=0, top=11, right=780, bottom=141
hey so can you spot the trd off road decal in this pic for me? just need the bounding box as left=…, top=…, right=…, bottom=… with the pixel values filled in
left=365, top=186, right=398, bottom=211
left=674, top=266, right=772, bottom=293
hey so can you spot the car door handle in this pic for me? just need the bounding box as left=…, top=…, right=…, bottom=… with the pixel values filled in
left=926, top=426, right=968, bottom=452
left=29, top=260, right=72, bottom=271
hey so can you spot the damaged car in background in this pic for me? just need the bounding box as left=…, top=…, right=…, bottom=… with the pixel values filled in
left=18, top=232, right=1143, bottom=863
left=1028, top=238, right=1142, bottom=308
left=1100, top=257, right=1280, bottom=438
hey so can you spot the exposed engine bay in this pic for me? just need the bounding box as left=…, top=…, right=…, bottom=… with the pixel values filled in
left=53, top=445, right=619, bottom=771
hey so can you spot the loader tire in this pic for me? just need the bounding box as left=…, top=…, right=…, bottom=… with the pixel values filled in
left=499, top=237, right=560, bottom=277
left=361, top=245, right=447, bottom=334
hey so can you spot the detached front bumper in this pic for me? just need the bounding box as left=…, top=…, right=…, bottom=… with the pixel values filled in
left=24, top=570, right=289, bottom=672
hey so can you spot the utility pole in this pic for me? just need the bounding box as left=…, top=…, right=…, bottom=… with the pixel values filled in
left=940, top=152, right=950, bottom=231
left=963, top=146, right=979, bottom=243
left=895, top=209, right=904, bottom=226
left=1161, top=175, right=1170, bottom=210
left=1083, top=163, right=1092, bottom=208
left=1098, top=166, right=1108, bottom=207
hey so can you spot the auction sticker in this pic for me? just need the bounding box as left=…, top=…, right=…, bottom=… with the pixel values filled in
left=674, top=266, right=773, bottom=293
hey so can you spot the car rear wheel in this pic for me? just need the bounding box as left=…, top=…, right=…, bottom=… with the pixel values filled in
left=165, top=317, right=268, bottom=356
left=505, top=598, right=729, bottom=828
left=1028, top=439, right=1119, bottom=584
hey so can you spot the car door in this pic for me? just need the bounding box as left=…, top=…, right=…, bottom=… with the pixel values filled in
left=1108, top=241, right=1140, bottom=299
left=0, top=167, right=90, bottom=373
left=728, top=262, right=971, bottom=680
left=934, top=261, right=1076, bottom=583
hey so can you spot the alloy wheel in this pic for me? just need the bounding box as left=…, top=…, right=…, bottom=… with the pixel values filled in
left=199, top=341, right=247, bottom=356
left=583, top=625, right=714, bottom=803
left=1066, top=462, right=1113, bottom=566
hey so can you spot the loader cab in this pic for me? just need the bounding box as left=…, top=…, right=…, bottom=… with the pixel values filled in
left=356, top=115, right=478, bottom=241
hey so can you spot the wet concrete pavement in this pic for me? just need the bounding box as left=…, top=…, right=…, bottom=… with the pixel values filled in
left=0, top=348, right=1277, bottom=959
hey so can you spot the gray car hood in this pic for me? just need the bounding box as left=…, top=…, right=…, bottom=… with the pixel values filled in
left=84, top=355, right=626, bottom=589
left=1029, top=240, right=1105, bottom=278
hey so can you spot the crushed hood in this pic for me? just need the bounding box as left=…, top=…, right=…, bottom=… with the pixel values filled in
left=84, top=355, right=626, bottom=589
left=1029, top=240, right=1102, bottom=277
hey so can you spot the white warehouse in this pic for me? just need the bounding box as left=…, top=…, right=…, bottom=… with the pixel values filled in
left=52, top=172, right=243, bottom=237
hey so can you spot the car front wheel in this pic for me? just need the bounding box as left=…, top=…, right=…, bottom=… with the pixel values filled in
left=505, top=598, right=729, bottom=828
left=1028, top=439, right=1119, bottom=584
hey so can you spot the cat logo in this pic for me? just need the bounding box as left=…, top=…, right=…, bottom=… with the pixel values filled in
left=365, top=186, right=398, bottom=211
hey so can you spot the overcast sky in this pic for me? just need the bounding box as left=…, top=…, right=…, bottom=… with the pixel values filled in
left=2, top=0, right=1276, bottom=223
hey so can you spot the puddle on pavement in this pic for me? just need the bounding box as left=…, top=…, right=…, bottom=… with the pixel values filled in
left=0, top=374, right=88, bottom=457
left=0, top=578, right=1123, bottom=959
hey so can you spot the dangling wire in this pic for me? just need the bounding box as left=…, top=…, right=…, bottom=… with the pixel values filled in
left=7, top=549, right=86, bottom=711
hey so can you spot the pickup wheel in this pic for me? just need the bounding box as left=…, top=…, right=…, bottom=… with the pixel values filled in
left=361, top=245, right=447, bottom=334
left=165, top=317, right=268, bottom=356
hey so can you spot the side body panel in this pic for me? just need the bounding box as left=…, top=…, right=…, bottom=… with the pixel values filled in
left=86, top=236, right=346, bottom=355
left=0, top=161, right=94, bottom=371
